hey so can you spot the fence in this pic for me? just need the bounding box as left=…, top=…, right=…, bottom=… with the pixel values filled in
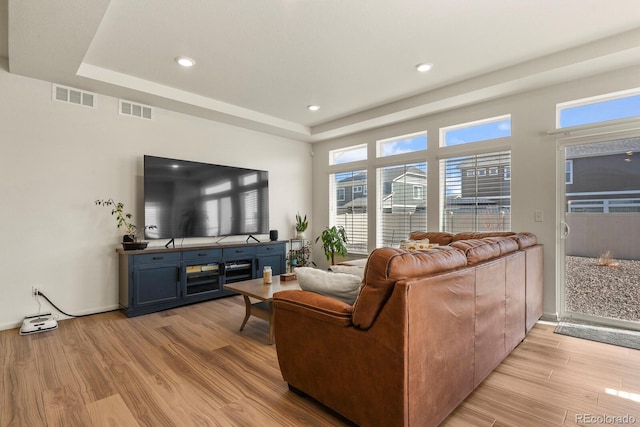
left=565, top=213, right=640, bottom=260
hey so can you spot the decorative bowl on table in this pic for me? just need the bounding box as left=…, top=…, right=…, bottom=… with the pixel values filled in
left=122, top=241, right=149, bottom=251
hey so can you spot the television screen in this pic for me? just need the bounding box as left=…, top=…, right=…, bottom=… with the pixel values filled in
left=144, top=155, right=269, bottom=239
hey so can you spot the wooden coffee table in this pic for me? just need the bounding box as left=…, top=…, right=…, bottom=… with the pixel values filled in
left=223, top=275, right=300, bottom=344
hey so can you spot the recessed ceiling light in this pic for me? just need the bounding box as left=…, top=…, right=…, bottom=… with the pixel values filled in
left=415, top=63, right=433, bottom=73
left=176, top=56, right=196, bottom=67
left=307, top=105, right=320, bottom=111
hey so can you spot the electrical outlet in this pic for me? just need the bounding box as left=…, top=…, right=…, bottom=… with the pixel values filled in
left=32, top=286, right=39, bottom=297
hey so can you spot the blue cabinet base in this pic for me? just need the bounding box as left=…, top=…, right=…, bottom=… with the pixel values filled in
left=118, top=241, right=286, bottom=317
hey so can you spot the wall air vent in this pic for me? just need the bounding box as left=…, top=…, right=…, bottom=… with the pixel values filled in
left=119, top=100, right=153, bottom=120
left=52, top=84, right=96, bottom=108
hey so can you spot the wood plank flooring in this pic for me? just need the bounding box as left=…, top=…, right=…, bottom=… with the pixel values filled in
left=2, top=296, right=640, bottom=426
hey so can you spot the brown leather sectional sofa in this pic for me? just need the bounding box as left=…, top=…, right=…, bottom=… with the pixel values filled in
left=273, top=232, right=543, bottom=426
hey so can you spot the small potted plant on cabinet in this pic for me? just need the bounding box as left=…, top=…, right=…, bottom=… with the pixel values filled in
left=295, top=212, right=308, bottom=239
left=315, top=225, right=348, bottom=265
left=95, top=198, right=155, bottom=250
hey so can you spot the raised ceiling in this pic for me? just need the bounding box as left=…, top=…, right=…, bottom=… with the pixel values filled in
left=6, top=0, right=640, bottom=142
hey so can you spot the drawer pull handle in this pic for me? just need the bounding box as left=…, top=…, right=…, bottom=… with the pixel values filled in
left=198, top=253, right=208, bottom=256
left=152, top=256, right=164, bottom=260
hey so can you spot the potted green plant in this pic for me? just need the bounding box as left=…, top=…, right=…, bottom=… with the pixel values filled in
left=95, top=198, right=155, bottom=250
left=315, top=225, right=348, bottom=265
left=295, top=212, right=308, bottom=239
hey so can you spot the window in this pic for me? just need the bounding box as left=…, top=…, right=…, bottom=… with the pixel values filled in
left=441, top=151, right=511, bottom=233
left=489, top=167, right=499, bottom=175
left=377, top=132, right=427, bottom=157
left=330, top=144, right=367, bottom=165
left=337, top=188, right=345, bottom=201
left=413, top=186, right=422, bottom=199
left=557, top=89, right=640, bottom=128
left=477, top=168, right=487, bottom=176
left=354, top=186, right=363, bottom=193
left=441, top=115, right=511, bottom=147
left=331, top=170, right=367, bottom=254
left=377, top=162, right=427, bottom=247
left=565, top=160, right=574, bottom=184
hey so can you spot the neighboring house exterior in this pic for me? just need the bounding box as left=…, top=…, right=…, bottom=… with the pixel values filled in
left=336, top=171, right=367, bottom=213
left=381, top=167, right=427, bottom=214
left=442, top=156, right=511, bottom=232
left=336, top=166, right=427, bottom=214
left=565, top=138, right=640, bottom=213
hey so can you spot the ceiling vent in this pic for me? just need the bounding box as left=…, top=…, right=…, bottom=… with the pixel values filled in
left=120, top=100, right=153, bottom=120
left=52, top=84, right=96, bottom=108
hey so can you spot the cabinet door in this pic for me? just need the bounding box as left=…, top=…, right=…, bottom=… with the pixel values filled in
left=133, top=264, right=181, bottom=307
left=257, top=254, right=284, bottom=276
left=257, top=243, right=286, bottom=275
left=183, top=259, right=222, bottom=298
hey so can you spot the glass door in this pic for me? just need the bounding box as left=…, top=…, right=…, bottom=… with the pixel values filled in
left=558, top=135, right=640, bottom=330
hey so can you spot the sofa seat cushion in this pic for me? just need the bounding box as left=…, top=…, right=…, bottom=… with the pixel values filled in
left=295, top=267, right=362, bottom=305
left=352, top=246, right=467, bottom=330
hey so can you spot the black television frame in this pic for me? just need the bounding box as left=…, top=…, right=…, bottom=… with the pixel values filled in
left=143, top=155, right=269, bottom=242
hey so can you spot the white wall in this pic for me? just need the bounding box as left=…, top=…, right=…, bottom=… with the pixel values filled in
left=0, top=60, right=312, bottom=330
left=310, top=64, right=640, bottom=319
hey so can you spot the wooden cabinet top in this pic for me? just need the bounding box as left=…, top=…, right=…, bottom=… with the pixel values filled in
left=116, top=240, right=286, bottom=256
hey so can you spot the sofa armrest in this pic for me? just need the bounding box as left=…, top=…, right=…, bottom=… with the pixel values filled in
left=273, top=290, right=353, bottom=327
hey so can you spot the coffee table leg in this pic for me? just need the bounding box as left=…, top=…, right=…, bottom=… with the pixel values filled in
left=268, top=302, right=274, bottom=345
left=240, top=295, right=251, bottom=331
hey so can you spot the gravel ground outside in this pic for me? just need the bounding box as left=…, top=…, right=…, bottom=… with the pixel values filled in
left=565, top=256, right=640, bottom=322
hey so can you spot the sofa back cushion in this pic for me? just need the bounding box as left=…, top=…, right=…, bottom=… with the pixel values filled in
left=452, top=231, right=515, bottom=241
left=352, top=246, right=467, bottom=330
left=483, top=236, right=520, bottom=255
left=450, top=239, right=503, bottom=264
left=408, top=231, right=454, bottom=245
left=511, top=232, right=538, bottom=249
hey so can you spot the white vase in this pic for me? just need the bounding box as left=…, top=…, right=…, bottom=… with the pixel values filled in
left=296, top=231, right=305, bottom=239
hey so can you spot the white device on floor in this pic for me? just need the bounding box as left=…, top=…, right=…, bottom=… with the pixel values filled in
left=20, top=292, right=59, bottom=336
left=19, top=313, right=58, bottom=335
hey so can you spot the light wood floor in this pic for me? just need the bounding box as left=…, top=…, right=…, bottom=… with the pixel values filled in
left=2, top=297, right=640, bottom=427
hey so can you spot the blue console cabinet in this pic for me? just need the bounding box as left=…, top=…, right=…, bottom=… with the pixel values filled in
left=118, top=241, right=286, bottom=317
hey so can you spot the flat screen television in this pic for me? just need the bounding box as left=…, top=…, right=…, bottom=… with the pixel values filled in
left=144, top=155, right=269, bottom=240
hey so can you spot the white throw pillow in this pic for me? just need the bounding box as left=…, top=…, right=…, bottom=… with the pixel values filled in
left=328, top=264, right=365, bottom=279
left=295, top=267, right=362, bottom=305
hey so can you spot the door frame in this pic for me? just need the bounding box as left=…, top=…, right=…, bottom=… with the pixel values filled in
left=555, top=123, right=640, bottom=330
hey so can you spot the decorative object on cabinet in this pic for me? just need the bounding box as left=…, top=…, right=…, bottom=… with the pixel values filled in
left=295, top=212, right=308, bottom=239
left=315, top=226, right=348, bottom=265
left=95, top=198, right=156, bottom=250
